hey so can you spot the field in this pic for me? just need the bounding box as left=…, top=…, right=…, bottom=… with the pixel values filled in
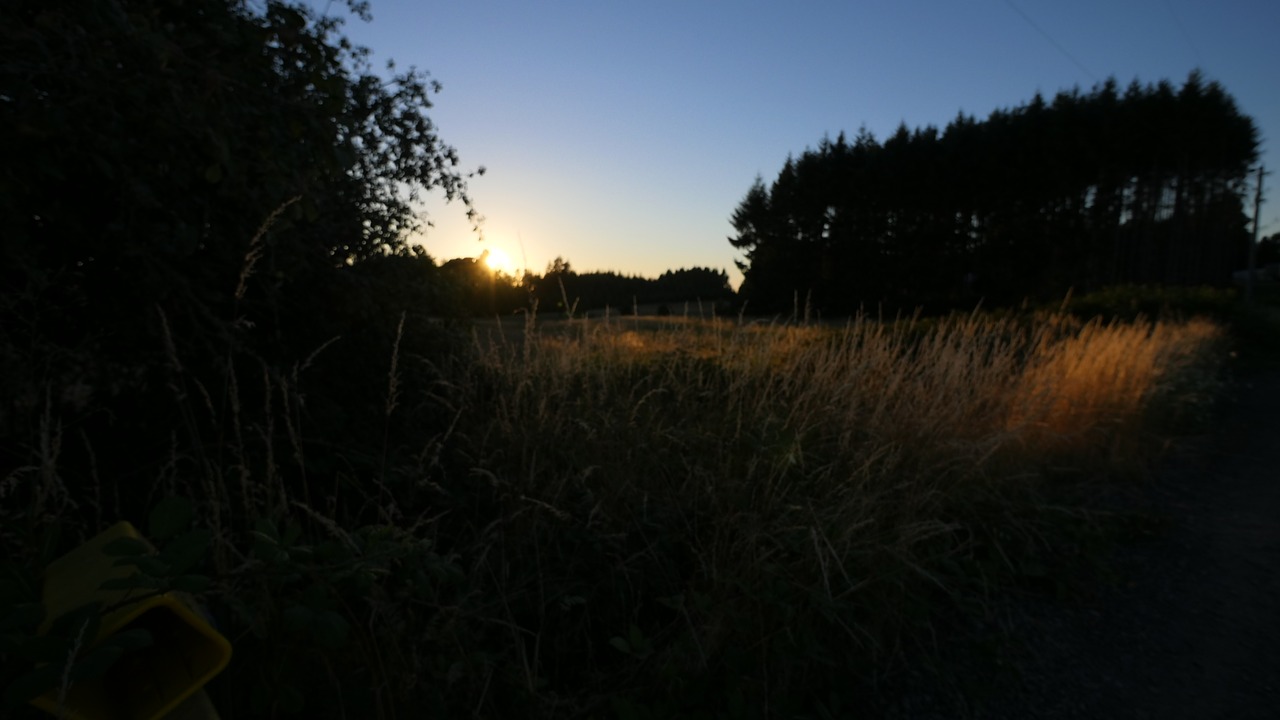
left=1, top=307, right=1229, bottom=718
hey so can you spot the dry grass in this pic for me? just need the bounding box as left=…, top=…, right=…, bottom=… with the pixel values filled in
left=0, top=304, right=1227, bottom=718
left=446, top=310, right=1225, bottom=711
left=1008, top=315, right=1220, bottom=443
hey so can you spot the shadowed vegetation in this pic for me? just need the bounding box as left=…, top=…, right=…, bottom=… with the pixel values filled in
left=3, top=304, right=1230, bottom=717
left=731, top=73, right=1259, bottom=315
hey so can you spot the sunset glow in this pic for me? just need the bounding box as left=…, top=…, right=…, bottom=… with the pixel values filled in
left=484, top=247, right=514, bottom=275
left=341, top=1, right=1278, bottom=283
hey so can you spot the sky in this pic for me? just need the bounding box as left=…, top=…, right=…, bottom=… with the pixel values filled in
left=309, top=0, right=1279, bottom=287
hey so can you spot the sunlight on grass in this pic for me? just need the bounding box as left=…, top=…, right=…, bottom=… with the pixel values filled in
left=1008, top=316, right=1222, bottom=444
left=1, top=307, right=1228, bottom=717
left=451, top=310, right=1225, bottom=706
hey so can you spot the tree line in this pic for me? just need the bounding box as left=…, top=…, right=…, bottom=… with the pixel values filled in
left=438, top=255, right=735, bottom=317
left=729, top=72, right=1260, bottom=314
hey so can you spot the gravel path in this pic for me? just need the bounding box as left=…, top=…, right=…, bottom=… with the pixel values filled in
left=882, top=366, right=1280, bottom=719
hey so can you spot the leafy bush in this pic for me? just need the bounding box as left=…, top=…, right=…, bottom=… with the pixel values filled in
left=0, top=0, right=481, bottom=516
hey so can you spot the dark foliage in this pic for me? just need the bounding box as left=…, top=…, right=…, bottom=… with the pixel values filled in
left=437, top=253, right=530, bottom=316
left=731, top=73, right=1260, bottom=315
left=526, top=257, right=735, bottom=316
left=424, top=254, right=736, bottom=318
left=1258, top=233, right=1280, bottom=267
left=0, top=0, right=494, bottom=561
left=0, top=0, right=480, bottom=503
left=1, top=2, right=490, bottom=715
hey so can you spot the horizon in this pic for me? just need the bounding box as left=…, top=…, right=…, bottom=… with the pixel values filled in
left=307, top=1, right=1280, bottom=287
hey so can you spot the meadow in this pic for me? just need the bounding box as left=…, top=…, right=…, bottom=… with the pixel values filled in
left=1, top=303, right=1230, bottom=718
left=3, top=4, right=1264, bottom=716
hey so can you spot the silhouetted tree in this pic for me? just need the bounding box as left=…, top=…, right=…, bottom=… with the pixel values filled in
left=1258, top=233, right=1280, bottom=267
left=518, top=259, right=735, bottom=315
left=654, top=267, right=734, bottom=303
left=0, top=0, right=481, bottom=498
left=730, top=72, right=1259, bottom=314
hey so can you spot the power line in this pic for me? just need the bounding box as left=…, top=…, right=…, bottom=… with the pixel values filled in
left=1001, top=0, right=1099, bottom=83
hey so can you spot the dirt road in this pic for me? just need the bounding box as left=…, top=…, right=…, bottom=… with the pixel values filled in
left=884, top=365, right=1280, bottom=718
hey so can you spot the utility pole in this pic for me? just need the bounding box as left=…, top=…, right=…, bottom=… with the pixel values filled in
left=1246, top=165, right=1265, bottom=302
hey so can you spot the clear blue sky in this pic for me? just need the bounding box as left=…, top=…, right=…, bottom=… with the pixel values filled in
left=311, top=0, right=1279, bottom=286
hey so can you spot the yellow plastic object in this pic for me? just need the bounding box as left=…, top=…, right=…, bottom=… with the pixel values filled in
left=30, top=521, right=230, bottom=720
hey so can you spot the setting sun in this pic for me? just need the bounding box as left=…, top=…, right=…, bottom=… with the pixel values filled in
left=484, top=247, right=514, bottom=275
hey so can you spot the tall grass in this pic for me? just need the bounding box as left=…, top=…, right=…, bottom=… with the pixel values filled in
left=1, top=305, right=1226, bottom=718
left=443, top=310, right=1223, bottom=714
